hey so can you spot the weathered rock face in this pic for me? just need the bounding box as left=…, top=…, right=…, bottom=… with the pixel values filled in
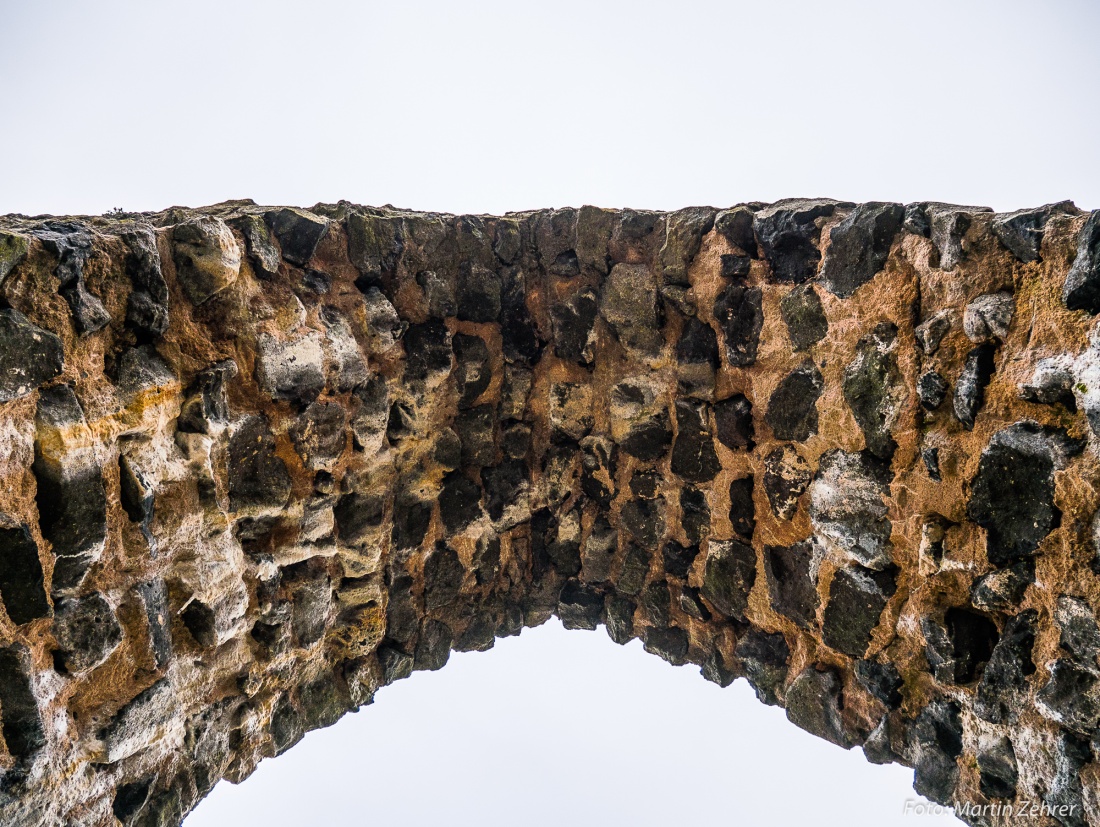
left=0, top=199, right=1098, bottom=826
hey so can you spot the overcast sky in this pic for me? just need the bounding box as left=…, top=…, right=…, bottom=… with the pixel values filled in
left=2, top=0, right=1098, bottom=218
left=2, top=2, right=1097, bottom=826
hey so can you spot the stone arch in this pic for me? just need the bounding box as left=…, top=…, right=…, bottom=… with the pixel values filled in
left=0, top=200, right=1096, bottom=825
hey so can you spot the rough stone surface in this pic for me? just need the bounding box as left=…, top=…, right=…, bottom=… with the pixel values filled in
left=0, top=231, right=29, bottom=285
left=264, top=208, right=329, bottom=267
left=819, top=202, right=904, bottom=298
left=809, top=450, right=893, bottom=570
left=953, top=344, right=998, bottom=429
left=976, top=735, right=1018, bottom=799
left=0, top=525, right=50, bottom=626
left=121, top=227, right=170, bottom=338
left=763, top=446, right=812, bottom=520
left=842, top=322, right=904, bottom=460
left=170, top=216, right=241, bottom=304
left=786, top=667, right=849, bottom=747
left=779, top=284, right=828, bottom=351
left=600, top=263, right=661, bottom=355
left=765, top=361, right=823, bottom=441
left=764, top=541, right=819, bottom=629
left=822, top=564, right=897, bottom=658
left=53, top=593, right=122, bottom=673
left=753, top=199, right=843, bottom=283
left=701, top=539, right=756, bottom=620
left=963, top=292, right=1015, bottom=344
left=0, top=310, right=64, bottom=403
left=0, top=647, right=45, bottom=767
left=992, top=201, right=1076, bottom=264
left=966, top=423, right=1078, bottom=567
left=229, top=213, right=280, bottom=279
left=922, top=607, right=999, bottom=685
left=1063, top=211, right=1100, bottom=313
left=713, top=282, right=763, bottom=366
left=0, top=200, right=1096, bottom=826
left=670, top=400, right=720, bottom=483
left=33, top=223, right=111, bottom=334
left=975, top=610, right=1038, bottom=724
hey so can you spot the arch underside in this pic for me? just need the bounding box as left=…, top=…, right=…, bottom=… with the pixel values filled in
left=0, top=199, right=1098, bottom=825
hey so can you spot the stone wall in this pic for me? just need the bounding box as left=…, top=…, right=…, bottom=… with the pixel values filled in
left=0, top=199, right=1098, bottom=826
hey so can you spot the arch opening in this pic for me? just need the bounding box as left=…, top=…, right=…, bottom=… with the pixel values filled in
left=186, top=619, right=955, bottom=827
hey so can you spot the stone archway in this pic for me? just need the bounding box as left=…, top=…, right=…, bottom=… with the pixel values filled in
left=0, top=199, right=1097, bottom=826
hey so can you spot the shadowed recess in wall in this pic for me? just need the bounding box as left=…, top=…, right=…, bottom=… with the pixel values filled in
left=0, top=199, right=1098, bottom=826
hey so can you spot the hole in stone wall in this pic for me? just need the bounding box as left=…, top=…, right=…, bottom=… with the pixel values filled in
left=185, top=621, right=956, bottom=827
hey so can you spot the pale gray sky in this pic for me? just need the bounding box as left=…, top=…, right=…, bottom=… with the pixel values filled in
left=1, top=0, right=1098, bottom=218
left=190, top=619, right=956, bottom=827
left=2, top=1, right=1097, bottom=825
